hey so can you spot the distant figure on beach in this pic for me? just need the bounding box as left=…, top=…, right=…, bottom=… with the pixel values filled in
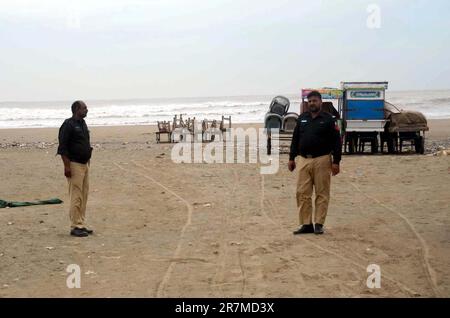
left=57, top=101, right=93, bottom=237
left=288, top=91, right=342, bottom=235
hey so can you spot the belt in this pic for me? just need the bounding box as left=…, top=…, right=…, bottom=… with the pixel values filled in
left=300, top=153, right=330, bottom=159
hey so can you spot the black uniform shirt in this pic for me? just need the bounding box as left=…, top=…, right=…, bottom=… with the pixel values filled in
left=57, top=117, right=92, bottom=164
left=289, top=111, right=342, bottom=164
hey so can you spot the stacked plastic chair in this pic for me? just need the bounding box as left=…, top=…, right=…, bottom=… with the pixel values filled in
left=264, top=96, right=298, bottom=132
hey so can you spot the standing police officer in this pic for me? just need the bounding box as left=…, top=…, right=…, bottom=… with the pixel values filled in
left=288, top=91, right=341, bottom=235
left=57, top=101, right=94, bottom=237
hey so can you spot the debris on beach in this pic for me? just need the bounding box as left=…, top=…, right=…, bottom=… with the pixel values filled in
left=429, top=145, right=450, bottom=156
left=433, top=149, right=449, bottom=156
left=193, top=202, right=212, bottom=207
left=100, top=255, right=122, bottom=260
left=426, top=138, right=450, bottom=154
left=0, top=141, right=57, bottom=150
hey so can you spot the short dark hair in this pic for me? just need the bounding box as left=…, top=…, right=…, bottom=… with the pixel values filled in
left=71, top=101, right=84, bottom=114
left=307, top=91, right=322, bottom=100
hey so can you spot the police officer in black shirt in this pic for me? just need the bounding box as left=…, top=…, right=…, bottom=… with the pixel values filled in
left=57, top=101, right=94, bottom=237
left=288, top=91, right=341, bottom=235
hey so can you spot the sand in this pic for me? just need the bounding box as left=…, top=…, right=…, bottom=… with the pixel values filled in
left=0, top=119, right=449, bottom=297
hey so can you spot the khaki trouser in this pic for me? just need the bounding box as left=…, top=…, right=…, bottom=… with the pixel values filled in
left=67, top=162, right=89, bottom=229
left=296, top=154, right=331, bottom=225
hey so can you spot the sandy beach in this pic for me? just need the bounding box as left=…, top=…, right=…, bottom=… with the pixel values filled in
left=0, top=119, right=449, bottom=297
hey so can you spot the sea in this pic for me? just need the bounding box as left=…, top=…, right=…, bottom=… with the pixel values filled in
left=1, top=90, right=449, bottom=129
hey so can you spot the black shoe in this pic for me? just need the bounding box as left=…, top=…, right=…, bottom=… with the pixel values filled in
left=293, top=224, right=314, bottom=235
left=314, top=223, right=324, bottom=235
left=80, top=227, right=94, bottom=235
left=70, top=228, right=89, bottom=237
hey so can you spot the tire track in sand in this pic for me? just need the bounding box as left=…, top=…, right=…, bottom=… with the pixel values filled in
left=349, top=181, right=440, bottom=297
left=260, top=174, right=420, bottom=296
left=233, top=169, right=247, bottom=297
left=113, top=161, right=193, bottom=297
left=210, top=169, right=237, bottom=296
left=209, top=168, right=248, bottom=297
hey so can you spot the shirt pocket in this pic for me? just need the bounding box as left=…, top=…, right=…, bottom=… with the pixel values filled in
left=72, top=126, right=85, bottom=139
left=316, top=120, right=330, bottom=136
left=298, top=120, right=309, bottom=132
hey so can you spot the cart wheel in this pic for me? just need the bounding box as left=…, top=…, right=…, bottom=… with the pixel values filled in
left=267, top=135, right=272, bottom=155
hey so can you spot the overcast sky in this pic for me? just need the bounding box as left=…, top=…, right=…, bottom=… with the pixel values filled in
left=1, top=0, right=449, bottom=101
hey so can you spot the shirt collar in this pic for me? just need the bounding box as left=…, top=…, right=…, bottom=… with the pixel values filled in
left=305, top=111, right=325, bottom=119
left=71, top=117, right=83, bottom=123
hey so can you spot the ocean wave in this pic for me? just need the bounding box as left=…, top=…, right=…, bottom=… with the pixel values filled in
left=1, top=93, right=450, bottom=128
left=429, top=97, right=450, bottom=104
